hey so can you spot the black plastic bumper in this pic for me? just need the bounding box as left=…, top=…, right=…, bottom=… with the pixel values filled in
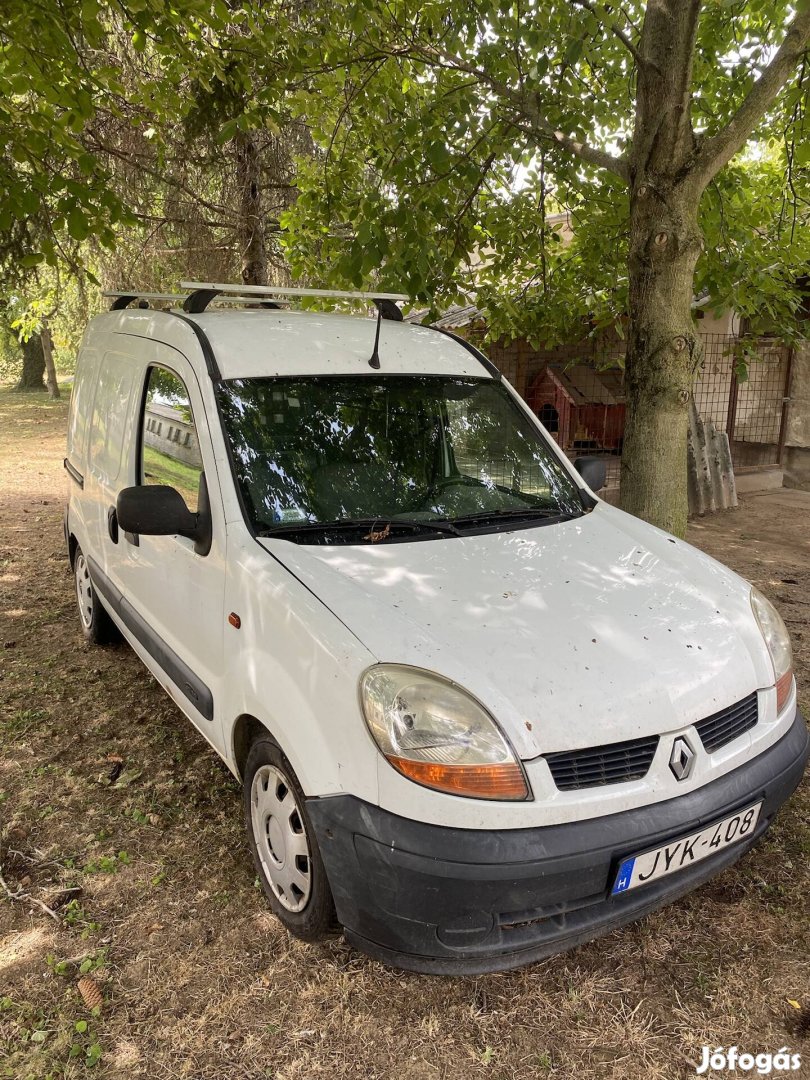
left=307, top=710, right=809, bottom=974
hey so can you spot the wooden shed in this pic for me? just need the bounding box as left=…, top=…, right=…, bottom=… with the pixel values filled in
left=526, top=363, right=626, bottom=452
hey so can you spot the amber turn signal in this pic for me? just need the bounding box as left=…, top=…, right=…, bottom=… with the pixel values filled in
left=776, top=669, right=793, bottom=714
left=386, top=756, right=528, bottom=800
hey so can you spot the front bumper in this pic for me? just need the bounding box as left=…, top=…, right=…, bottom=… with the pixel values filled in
left=307, top=709, right=809, bottom=974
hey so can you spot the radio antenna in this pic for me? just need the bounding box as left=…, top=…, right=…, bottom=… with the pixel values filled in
left=367, top=306, right=383, bottom=369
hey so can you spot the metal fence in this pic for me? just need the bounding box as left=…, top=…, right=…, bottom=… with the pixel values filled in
left=484, top=333, right=793, bottom=487
left=692, top=335, right=792, bottom=469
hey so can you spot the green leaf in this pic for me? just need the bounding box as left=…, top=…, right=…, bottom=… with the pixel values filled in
left=529, top=55, right=549, bottom=79
left=67, top=210, right=90, bottom=242
left=218, top=118, right=239, bottom=143
left=77, top=153, right=97, bottom=176
left=427, top=141, right=451, bottom=170
left=564, top=38, right=583, bottom=65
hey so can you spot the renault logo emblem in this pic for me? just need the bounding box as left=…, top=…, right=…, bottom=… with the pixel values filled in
left=669, top=736, right=695, bottom=781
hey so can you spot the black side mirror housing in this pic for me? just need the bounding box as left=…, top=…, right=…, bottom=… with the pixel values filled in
left=574, top=456, right=607, bottom=493
left=117, top=483, right=211, bottom=555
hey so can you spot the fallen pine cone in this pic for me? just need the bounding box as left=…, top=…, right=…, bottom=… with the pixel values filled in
left=77, top=976, right=103, bottom=1010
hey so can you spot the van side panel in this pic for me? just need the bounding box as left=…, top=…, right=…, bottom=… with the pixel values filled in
left=101, top=339, right=231, bottom=760
left=66, top=346, right=101, bottom=470
left=88, top=351, right=139, bottom=486
left=75, top=347, right=142, bottom=598
left=223, top=532, right=380, bottom=802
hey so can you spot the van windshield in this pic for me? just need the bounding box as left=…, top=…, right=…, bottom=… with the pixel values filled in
left=217, top=376, right=585, bottom=543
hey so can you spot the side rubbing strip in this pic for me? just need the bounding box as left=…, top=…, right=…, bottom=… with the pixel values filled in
left=85, top=556, right=214, bottom=722
left=64, top=458, right=84, bottom=488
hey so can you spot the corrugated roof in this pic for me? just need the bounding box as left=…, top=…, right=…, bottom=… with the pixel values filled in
left=408, top=282, right=721, bottom=332
left=549, top=364, right=625, bottom=405
left=405, top=304, right=485, bottom=329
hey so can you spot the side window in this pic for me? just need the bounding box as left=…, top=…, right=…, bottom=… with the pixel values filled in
left=141, top=367, right=203, bottom=513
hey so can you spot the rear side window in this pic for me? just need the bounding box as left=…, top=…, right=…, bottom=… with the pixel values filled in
left=140, top=367, right=203, bottom=513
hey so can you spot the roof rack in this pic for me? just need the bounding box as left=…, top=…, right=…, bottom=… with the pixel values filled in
left=179, top=281, right=409, bottom=321
left=103, top=292, right=188, bottom=310
left=102, top=290, right=293, bottom=312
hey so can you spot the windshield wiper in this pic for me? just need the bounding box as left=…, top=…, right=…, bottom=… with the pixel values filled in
left=257, top=516, right=461, bottom=539
left=450, top=507, right=576, bottom=528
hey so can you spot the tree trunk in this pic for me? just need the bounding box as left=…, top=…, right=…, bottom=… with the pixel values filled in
left=15, top=334, right=46, bottom=391
left=620, top=0, right=703, bottom=537
left=620, top=191, right=703, bottom=536
left=235, top=131, right=268, bottom=287
left=41, top=322, right=60, bottom=400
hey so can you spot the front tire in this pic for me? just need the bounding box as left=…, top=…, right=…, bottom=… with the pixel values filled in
left=73, top=546, right=120, bottom=645
left=243, top=735, right=336, bottom=942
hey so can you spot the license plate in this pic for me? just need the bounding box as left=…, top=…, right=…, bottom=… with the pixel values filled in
left=612, top=802, right=762, bottom=894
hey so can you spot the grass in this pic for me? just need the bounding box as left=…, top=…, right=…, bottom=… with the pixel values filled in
left=0, top=383, right=808, bottom=1079
left=142, top=444, right=201, bottom=507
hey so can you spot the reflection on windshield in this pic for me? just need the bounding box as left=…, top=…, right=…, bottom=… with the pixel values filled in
left=217, top=375, right=583, bottom=541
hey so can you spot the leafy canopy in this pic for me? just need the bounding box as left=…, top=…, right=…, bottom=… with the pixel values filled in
left=1, top=0, right=807, bottom=349
left=0, top=0, right=233, bottom=281
left=265, top=1, right=810, bottom=341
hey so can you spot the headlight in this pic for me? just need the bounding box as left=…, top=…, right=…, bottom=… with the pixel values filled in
left=360, top=665, right=529, bottom=800
left=751, top=587, right=793, bottom=713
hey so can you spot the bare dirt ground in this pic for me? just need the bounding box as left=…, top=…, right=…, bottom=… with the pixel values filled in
left=1, top=385, right=808, bottom=1080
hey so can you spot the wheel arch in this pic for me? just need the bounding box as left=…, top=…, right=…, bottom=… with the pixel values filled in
left=68, top=531, right=78, bottom=569
left=232, top=713, right=277, bottom=781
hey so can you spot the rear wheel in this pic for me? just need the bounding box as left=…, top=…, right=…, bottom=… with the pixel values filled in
left=243, top=735, right=336, bottom=941
left=73, top=546, right=120, bottom=645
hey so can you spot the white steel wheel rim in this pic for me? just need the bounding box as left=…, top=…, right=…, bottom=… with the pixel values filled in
left=75, top=554, right=94, bottom=629
left=250, top=764, right=312, bottom=913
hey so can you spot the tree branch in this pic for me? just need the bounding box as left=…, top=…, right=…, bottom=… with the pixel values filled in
left=84, top=132, right=235, bottom=218
left=632, top=0, right=702, bottom=180
left=569, top=0, right=644, bottom=66
left=0, top=866, right=62, bottom=923
left=692, top=1, right=810, bottom=186
left=409, top=44, right=630, bottom=181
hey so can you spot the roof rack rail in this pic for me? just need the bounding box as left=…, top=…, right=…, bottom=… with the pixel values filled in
left=179, top=281, right=409, bottom=320
left=103, top=292, right=188, bottom=311
left=102, top=289, right=292, bottom=312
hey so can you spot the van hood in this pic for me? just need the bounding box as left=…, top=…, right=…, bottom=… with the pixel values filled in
left=260, top=504, right=773, bottom=756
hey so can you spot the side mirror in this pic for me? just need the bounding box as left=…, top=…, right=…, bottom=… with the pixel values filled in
left=117, top=485, right=202, bottom=543
left=574, top=456, right=607, bottom=492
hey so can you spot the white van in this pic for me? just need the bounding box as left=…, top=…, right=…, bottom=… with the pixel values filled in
left=64, top=282, right=808, bottom=974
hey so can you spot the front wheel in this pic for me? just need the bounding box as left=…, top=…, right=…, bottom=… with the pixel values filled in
left=73, top=546, right=120, bottom=645
left=243, top=735, right=336, bottom=942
